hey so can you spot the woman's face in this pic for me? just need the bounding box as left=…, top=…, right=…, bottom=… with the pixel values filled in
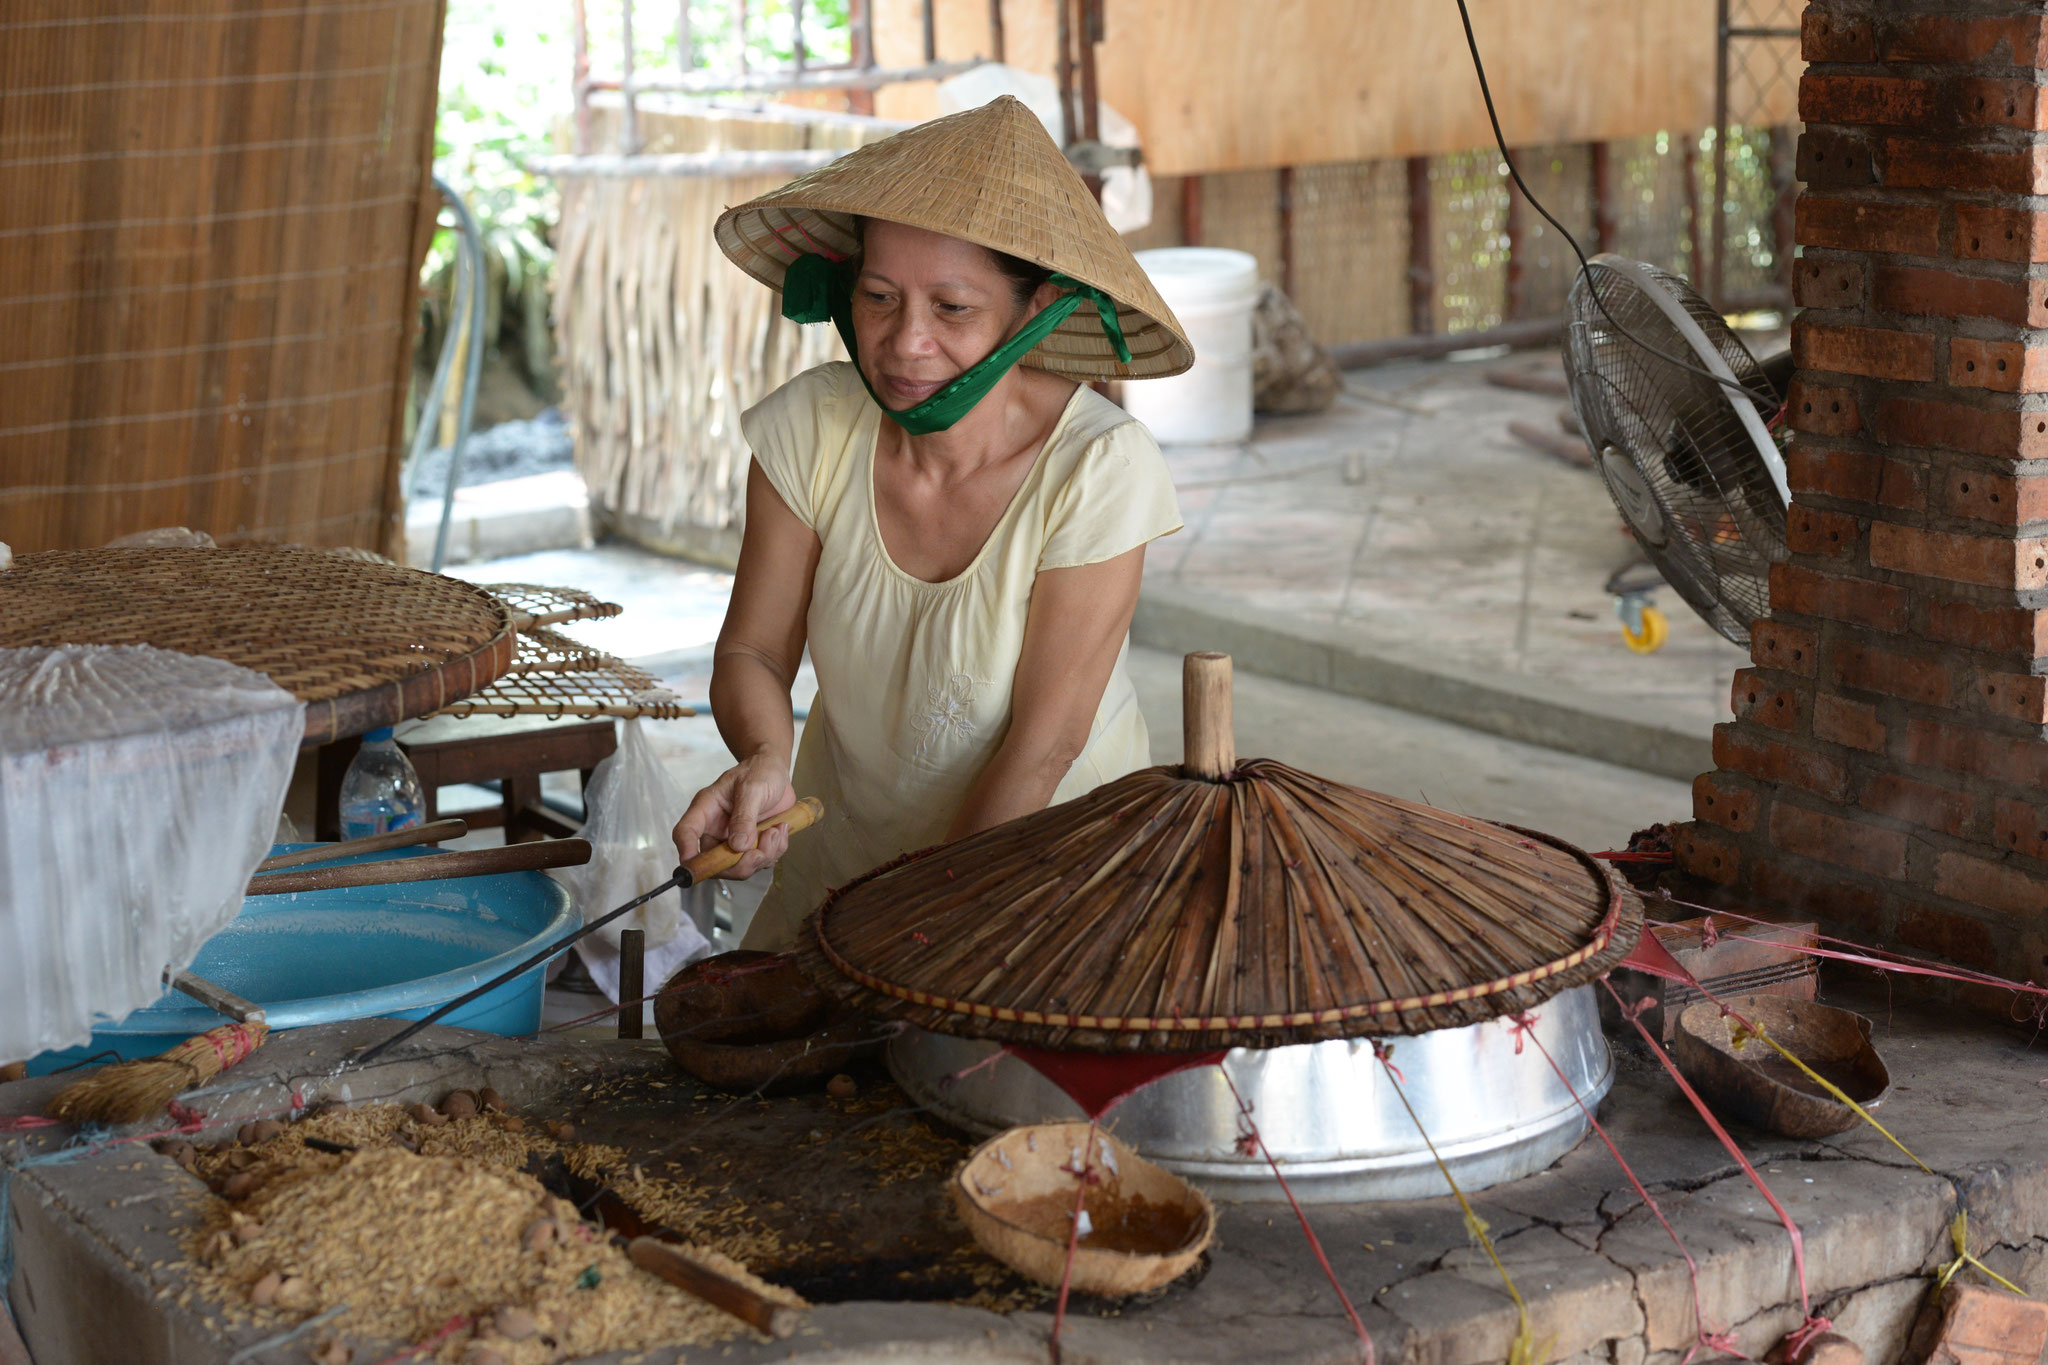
left=850, top=220, right=1043, bottom=412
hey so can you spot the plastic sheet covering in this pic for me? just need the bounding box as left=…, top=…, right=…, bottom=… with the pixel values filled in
left=0, top=645, right=303, bottom=1061
left=552, top=719, right=712, bottom=1002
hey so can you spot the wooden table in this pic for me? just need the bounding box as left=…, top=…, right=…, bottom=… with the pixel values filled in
left=314, top=713, right=617, bottom=842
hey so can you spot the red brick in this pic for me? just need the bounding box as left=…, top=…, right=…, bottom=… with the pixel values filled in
left=1693, top=772, right=1759, bottom=833
left=1748, top=858, right=1887, bottom=930
left=1881, top=15, right=2048, bottom=66
left=1770, top=562, right=1909, bottom=634
left=1935, top=851, right=2048, bottom=917
left=1902, top=717, right=2048, bottom=786
left=1787, top=505, right=1860, bottom=558
left=1830, top=638, right=1952, bottom=705
left=1787, top=443, right=1884, bottom=501
left=1801, top=74, right=1936, bottom=126
left=1732, top=668, right=1806, bottom=733
left=1751, top=620, right=1818, bottom=677
left=1771, top=802, right=1909, bottom=879
left=1949, top=337, right=2048, bottom=393
left=1898, top=904, right=2003, bottom=973
left=1672, top=821, right=1739, bottom=886
left=1715, top=724, right=1853, bottom=802
left=1872, top=264, right=2037, bottom=325
left=1868, top=522, right=2048, bottom=590
left=1952, top=77, right=2048, bottom=130
left=1786, top=380, right=1861, bottom=439
left=1797, top=128, right=1877, bottom=190
left=1995, top=796, right=2048, bottom=857
left=1924, top=598, right=2048, bottom=656
left=1876, top=397, right=2048, bottom=459
left=1797, top=196, right=1942, bottom=257
left=1942, top=467, right=2048, bottom=525
left=1803, top=10, right=1873, bottom=63
left=1880, top=457, right=1929, bottom=512
left=1793, top=256, right=1867, bottom=311
left=1815, top=693, right=1887, bottom=753
left=1972, top=669, right=2048, bottom=724
left=1956, top=204, right=2048, bottom=263
left=1862, top=772, right=1974, bottom=836
left=1911, top=1284, right=2048, bottom=1364
left=1793, top=322, right=1936, bottom=382
left=1884, top=140, right=2048, bottom=195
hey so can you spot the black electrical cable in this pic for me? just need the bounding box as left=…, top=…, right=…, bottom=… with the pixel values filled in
left=1451, top=0, right=1768, bottom=402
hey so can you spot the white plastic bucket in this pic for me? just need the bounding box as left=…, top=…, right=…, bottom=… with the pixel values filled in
left=1122, top=247, right=1261, bottom=445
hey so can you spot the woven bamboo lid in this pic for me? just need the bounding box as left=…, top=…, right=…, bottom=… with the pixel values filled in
left=714, top=95, right=1193, bottom=381
left=0, top=545, right=515, bottom=745
left=802, top=653, right=1640, bottom=1052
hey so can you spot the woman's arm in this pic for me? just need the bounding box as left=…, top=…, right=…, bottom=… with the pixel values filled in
left=944, top=544, right=1147, bottom=840
left=672, top=461, right=822, bottom=878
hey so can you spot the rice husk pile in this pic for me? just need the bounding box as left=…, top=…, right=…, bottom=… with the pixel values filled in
left=181, top=1105, right=801, bottom=1364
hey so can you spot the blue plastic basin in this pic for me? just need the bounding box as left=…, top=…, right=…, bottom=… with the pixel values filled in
left=28, top=844, right=577, bottom=1075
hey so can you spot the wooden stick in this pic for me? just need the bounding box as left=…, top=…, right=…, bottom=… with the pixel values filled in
left=245, top=840, right=591, bottom=896
left=628, top=1237, right=803, bottom=1339
left=254, top=818, right=470, bottom=873
left=1181, top=652, right=1235, bottom=780
left=618, top=928, right=645, bottom=1040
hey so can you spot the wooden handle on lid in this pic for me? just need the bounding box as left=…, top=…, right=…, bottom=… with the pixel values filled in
left=1182, top=652, right=1235, bottom=779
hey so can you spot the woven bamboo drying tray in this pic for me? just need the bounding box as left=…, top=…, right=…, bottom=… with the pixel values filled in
left=801, top=654, right=1640, bottom=1052
left=423, top=632, right=692, bottom=722
left=482, top=583, right=624, bottom=631
left=0, top=546, right=515, bottom=745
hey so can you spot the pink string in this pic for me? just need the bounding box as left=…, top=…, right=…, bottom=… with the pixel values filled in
left=1218, top=1068, right=1374, bottom=1363
left=1046, top=1117, right=1101, bottom=1365
left=1511, top=1014, right=1745, bottom=1364
left=1600, top=978, right=1831, bottom=1348
left=767, top=218, right=847, bottom=262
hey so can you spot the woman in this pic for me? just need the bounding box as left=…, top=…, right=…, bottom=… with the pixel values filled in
left=673, top=96, right=1195, bottom=952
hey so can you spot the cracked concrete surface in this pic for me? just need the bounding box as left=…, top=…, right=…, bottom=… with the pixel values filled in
left=6, top=984, right=2048, bottom=1364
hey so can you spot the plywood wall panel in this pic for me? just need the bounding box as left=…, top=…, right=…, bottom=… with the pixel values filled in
left=0, top=0, right=445, bottom=556
left=875, top=0, right=1799, bottom=175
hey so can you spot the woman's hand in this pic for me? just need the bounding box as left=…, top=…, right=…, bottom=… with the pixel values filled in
left=673, top=753, right=798, bottom=880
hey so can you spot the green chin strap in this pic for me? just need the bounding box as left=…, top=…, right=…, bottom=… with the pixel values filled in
left=779, top=251, right=1132, bottom=436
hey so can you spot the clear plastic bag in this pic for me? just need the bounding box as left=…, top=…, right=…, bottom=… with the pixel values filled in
left=551, top=719, right=713, bottom=1002
left=0, top=645, right=302, bottom=1060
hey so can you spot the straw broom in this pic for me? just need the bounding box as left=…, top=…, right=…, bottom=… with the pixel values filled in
left=45, top=1021, right=269, bottom=1125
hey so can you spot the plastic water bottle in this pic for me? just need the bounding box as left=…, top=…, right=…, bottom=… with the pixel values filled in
left=338, top=728, right=426, bottom=839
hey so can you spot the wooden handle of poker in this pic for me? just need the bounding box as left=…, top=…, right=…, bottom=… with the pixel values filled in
left=627, top=1237, right=804, bottom=1338
left=245, top=839, right=592, bottom=896
left=254, top=818, right=470, bottom=874
left=682, top=797, right=824, bottom=884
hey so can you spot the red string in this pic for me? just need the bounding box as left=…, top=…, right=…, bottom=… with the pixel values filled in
left=366, top=1314, right=473, bottom=1365
left=1046, top=1118, right=1100, bottom=1365
left=1218, top=1068, right=1374, bottom=1364
left=1600, top=978, right=1830, bottom=1347
left=1516, top=1016, right=1745, bottom=1364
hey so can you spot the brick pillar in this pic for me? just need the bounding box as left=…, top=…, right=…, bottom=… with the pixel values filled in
left=1676, top=2, right=2048, bottom=996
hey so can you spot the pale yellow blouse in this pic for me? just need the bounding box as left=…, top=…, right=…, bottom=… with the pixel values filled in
left=737, top=361, right=1183, bottom=951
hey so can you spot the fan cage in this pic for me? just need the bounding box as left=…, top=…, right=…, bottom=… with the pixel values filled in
left=1565, top=256, right=1788, bottom=647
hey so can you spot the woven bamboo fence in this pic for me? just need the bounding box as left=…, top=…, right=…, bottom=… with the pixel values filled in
left=549, top=104, right=895, bottom=563
left=0, top=0, right=445, bottom=557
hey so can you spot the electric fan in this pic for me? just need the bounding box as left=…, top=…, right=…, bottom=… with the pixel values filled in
left=1563, top=254, right=1793, bottom=649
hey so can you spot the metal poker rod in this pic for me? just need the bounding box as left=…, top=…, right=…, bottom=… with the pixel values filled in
left=348, top=798, right=823, bottom=1070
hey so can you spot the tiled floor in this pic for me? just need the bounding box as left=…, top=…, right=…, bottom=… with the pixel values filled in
left=1146, top=352, right=1751, bottom=740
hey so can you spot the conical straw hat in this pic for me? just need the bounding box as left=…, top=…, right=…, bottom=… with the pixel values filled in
left=715, top=95, right=1193, bottom=381
left=798, top=654, right=1640, bottom=1053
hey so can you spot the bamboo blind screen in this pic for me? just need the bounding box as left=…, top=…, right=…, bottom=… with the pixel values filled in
left=553, top=104, right=890, bottom=555
left=0, top=0, right=446, bottom=557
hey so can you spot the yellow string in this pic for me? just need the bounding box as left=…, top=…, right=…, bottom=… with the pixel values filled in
left=1727, top=1022, right=2028, bottom=1299
left=1727, top=1021, right=1931, bottom=1175
left=1376, top=1048, right=1550, bottom=1365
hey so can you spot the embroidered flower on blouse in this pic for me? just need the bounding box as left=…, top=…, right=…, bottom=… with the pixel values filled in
left=912, top=672, right=985, bottom=758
